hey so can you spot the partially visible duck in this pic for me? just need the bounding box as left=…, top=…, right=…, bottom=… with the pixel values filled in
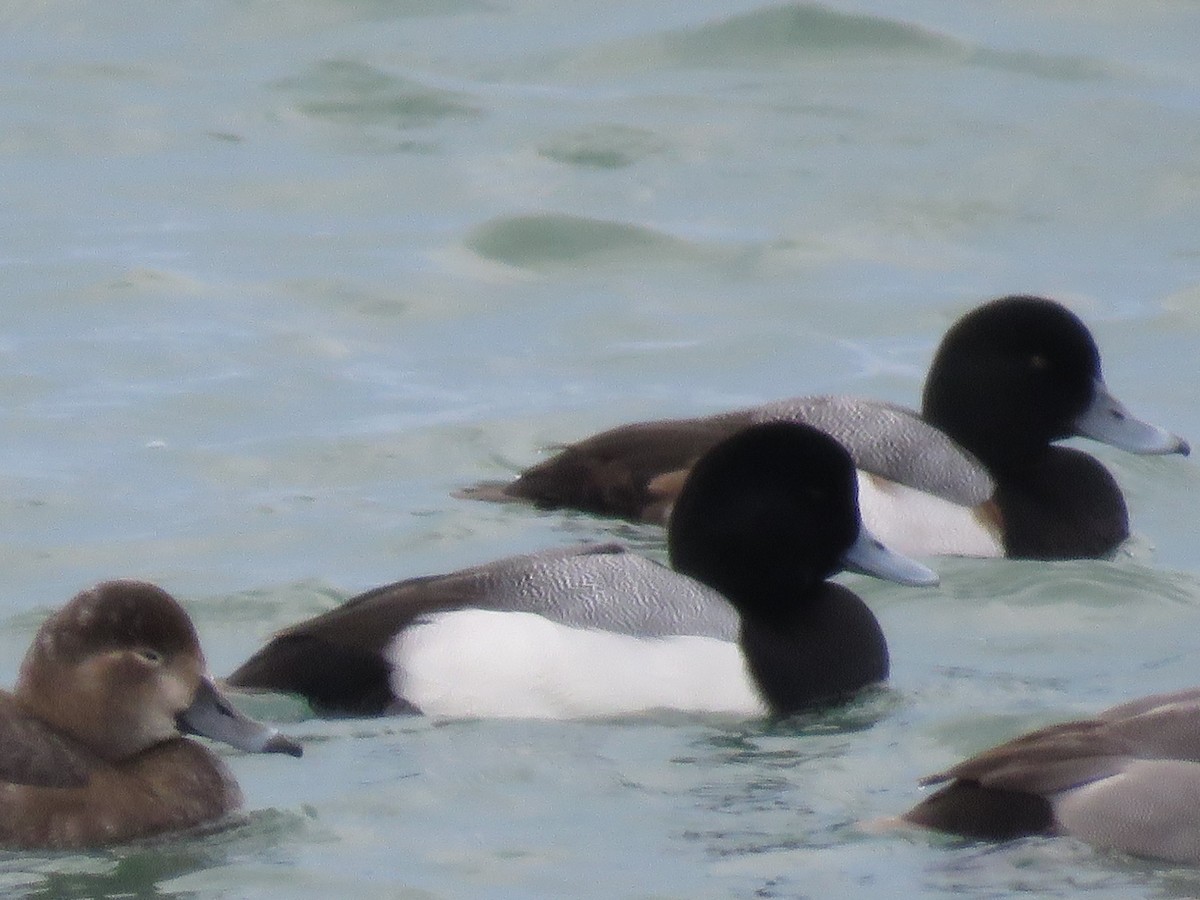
left=461, top=295, right=1188, bottom=560
left=0, top=580, right=301, bottom=849
left=901, top=687, right=1200, bottom=865
left=229, top=422, right=937, bottom=719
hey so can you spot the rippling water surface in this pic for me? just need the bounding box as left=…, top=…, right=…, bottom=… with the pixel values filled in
left=4, top=2, right=1200, bottom=897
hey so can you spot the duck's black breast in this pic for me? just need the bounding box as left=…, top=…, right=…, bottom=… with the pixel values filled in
left=993, top=447, right=1129, bottom=559
left=738, top=583, right=889, bottom=716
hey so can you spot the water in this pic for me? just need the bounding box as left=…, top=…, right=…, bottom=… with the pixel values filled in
left=2, top=1, right=1200, bottom=896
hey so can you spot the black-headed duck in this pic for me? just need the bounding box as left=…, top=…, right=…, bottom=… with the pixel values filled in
left=230, top=422, right=936, bottom=719
left=462, top=295, right=1188, bottom=560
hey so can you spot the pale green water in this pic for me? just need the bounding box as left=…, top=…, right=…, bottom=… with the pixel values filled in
left=3, top=2, right=1200, bottom=897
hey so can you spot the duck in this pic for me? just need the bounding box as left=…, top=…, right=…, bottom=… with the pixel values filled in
left=460, top=295, right=1188, bottom=560
left=0, top=580, right=301, bottom=850
left=900, top=687, right=1200, bottom=865
left=228, top=422, right=938, bottom=719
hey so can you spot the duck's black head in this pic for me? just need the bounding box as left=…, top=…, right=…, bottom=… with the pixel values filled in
left=922, top=295, right=1102, bottom=470
left=668, top=421, right=861, bottom=621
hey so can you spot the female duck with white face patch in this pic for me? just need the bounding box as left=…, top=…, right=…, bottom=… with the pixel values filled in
left=230, top=422, right=937, bottom=720
left=0, top=580, right=301, bottom=849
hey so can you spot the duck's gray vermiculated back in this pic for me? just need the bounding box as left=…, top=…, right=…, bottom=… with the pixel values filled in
left=733, top=396, right=994, bottom=506
left=466, top=545, right=738, bottom=640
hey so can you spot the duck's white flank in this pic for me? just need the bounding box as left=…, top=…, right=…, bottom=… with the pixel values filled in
left=855, top=471, right=1004, bottom=559
left=386, top=609, right=766, bottom=719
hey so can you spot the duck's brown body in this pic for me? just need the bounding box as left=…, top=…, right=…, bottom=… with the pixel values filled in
left=0, top=695, right=239, bottom=848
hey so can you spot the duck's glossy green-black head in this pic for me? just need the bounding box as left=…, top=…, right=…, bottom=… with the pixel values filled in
left=668, top=421, right=864, bottom=610
left=922, top=295, right=1103, bottom=468
left=923, top=295, right=1188, bottom=469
